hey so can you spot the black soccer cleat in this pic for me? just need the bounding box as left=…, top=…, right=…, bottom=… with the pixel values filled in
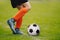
left=7, top=18, right=16, bottom=34
left=15, top=28, right=23, bottom=34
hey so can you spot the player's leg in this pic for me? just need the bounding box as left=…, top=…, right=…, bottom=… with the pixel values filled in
left=13, top=2, right=31, bottom=34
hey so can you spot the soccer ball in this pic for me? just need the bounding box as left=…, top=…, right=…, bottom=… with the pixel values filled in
left=27, top=23, right=40, bottom=36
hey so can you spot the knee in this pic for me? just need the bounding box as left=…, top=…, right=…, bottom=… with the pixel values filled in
left=17, top=2, right=31, bottom=10
left=23, top=2, right=31, bottom=10
left=26, top=5, right=31, bottom=10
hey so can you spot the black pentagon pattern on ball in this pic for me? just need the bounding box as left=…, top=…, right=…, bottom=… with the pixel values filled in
left=33, top=24, right=37, bottom=27
left=36, top=29, right=40, bottom=34
left=29, top=29, right=33, bottom=33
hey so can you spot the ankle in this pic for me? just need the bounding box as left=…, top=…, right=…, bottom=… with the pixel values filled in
left=11, top=18, right=15, bottom=22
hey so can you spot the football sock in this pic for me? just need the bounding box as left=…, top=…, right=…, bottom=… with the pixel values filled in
left=15, top=17, right=22, bottom=29
left=13, top=8, right=28, bottom=21
left=13, top=8, right=28, bottom=29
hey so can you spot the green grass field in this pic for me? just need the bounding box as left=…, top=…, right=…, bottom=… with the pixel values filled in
left=0, top=0, right=60, bottom=40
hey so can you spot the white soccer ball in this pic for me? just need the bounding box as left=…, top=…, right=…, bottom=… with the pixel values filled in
left=27, top=23, right=40, bottom=36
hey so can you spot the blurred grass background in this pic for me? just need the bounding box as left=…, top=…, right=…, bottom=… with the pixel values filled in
left=0, top=0, right=60, bottom=40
